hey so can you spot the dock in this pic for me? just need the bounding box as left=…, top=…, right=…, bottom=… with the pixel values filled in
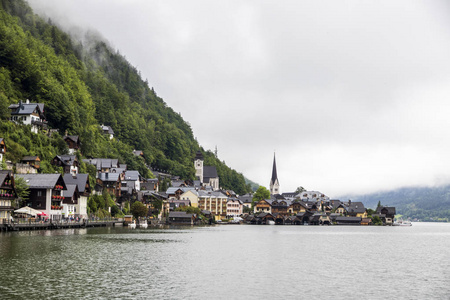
left=0, top=219, right=124, bottom=232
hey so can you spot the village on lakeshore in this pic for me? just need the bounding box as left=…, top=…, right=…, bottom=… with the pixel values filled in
left=0, top=100, right=398, bottom=231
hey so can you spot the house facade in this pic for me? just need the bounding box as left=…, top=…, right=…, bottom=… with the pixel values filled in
left=226, top=198, right=243, bottom=218
left=0, top=171, right=16, bottom=222
left=9, top=100, right=47, bottom=133
left=64, top=135, right=81, bottom=154
left=51, top=155, right=79, bottom=175
left=16, top=174, right=67, bottom=220
left=63, top=173, right=90, bottom=219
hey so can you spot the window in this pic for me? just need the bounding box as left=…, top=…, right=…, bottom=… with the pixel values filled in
left=37, top=191, right=42, bottom=197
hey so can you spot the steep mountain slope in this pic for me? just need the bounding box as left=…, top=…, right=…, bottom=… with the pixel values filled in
left=0, top=0, right=251, bottom=194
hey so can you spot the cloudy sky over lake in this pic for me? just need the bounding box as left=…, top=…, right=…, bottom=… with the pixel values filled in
left=29, top=0, right=450, bottom=197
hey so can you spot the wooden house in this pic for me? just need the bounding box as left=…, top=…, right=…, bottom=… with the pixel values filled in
left=253, top=199, right=272, bottom=214
left=21, top=156, right=40, bottom=169
left=168, top=211, right=196, bottom=225
left=0, top=171, right=16, bottom=222
left=51, top=155, right=79, bottom=175
left=64, top=135, right=81, bottom=154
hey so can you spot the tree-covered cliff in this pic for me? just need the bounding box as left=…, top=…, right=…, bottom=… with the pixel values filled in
left=0, top=0, right=251, bottom=194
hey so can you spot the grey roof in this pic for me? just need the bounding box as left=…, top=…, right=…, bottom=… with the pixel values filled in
left=54, top=155, right=77, bottom=166
left=0, top=173, right=8, bottom=185
left=203, top=166, right=218, bottom=179
left=9, top=102, right=44, bottom=116
left=238, top=193, right=253, bottom=203
left=166, top=187, right=196, bottom=194
left=132, top=150, right=143, bottom=156
left=0, top=138, right=3, bottom=144
left=64, top=184, right=77, bottom=198
left=197, top=190, right=227, bottom=198
left=83, top=158, right=119, bottom=170
left=63, top=174, right=89, bottom=193
left=98, top=172, right=121, bottom=182
left=64, top=135, right=79, bottom=143
left=347, top=202, right=366, bottom=214
left=168, top=211, right=194, bottom=218
left=101, top=125, right=114, bottom=134
left=124, top=170, right=140, bottom=181
left=16, top=174, right=62, bottom=189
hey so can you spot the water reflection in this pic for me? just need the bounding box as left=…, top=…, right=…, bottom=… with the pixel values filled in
left=1, top=224, right=450, bottom=299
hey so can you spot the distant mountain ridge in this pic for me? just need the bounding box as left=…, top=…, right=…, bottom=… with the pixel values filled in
left=347, top=185, right=450, bottom=221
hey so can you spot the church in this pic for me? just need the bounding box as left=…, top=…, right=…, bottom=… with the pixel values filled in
left=194, top=150, right=219, bottom=190
left=270, top=153, right=280, bottom=195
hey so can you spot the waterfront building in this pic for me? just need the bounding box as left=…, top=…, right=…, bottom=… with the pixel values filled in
left=0, top=171, right=16, bottom=222
left=15, top=173, right=67, bottom=221
left=226, top=198, right=243, bottom=218
left=254, top=199, right=273, bottom=214
left=269, top=153, right=280, bottom=195
left=63, top=173, right=90, bottom=219
left=197, top=190, right=228, bottom=220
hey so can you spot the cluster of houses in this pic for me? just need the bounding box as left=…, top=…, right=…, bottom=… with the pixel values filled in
left=0, top=99, right=397, bottom=227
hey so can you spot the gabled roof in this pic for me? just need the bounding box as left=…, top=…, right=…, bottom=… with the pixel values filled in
left=347, top=202, right=366, bottom=214
left=54, top=155, right=77, bottom=166
left=124, top=170, right=140, bottom=181
left=166, top=187, right=196, bottom=194
left=63, top=174, right=89, bottom=193
left=16, top=174, right=63, bottom=189
left=101, top=125, right=114, bottom=134
left=98, top=172, right=121, bottom=182
left=376, top=206, right=396, bottom=215
left=0, top=138, right=3, bottom=144
left=238, top=193, right=253, bottom=203
left=64, top=184, right=78, bottom=198
left=9, top=101, right=44, bottom=116
left=22, top=156, right=39, bottom=161
left=203, top=166, right=218, bottom=179
left=64, top=135, right=79, bottom=143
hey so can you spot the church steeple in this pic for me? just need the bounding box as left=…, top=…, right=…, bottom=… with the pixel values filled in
left=270, top=153, right=280, bottom=195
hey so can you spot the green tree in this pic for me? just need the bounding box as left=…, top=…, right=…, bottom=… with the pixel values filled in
left=295, top=186, right=306, bottom=194
left=14, top=176, right=30, bottom=207
left=252, top=186, right=270, bottom=208
left=131, top=201, right=148, bottom=219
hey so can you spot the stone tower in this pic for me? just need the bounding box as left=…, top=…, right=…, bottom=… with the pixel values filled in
left=270, top=153, right=280, bottom=195
left=194, top=150, right=204, bottom=183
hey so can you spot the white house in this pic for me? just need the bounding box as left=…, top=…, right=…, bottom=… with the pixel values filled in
left=8, top=100, right=47, bottom=133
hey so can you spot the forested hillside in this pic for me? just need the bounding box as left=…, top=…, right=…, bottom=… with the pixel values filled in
left=349, top=185, right=450, bottom=222
left=0, top=0, right=251, bottom=194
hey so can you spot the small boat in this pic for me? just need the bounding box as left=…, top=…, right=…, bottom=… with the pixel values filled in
left=128, top=221, right=136, bottom=229
left=267, top=220, right=275, bottom=225
left=393, top=219, right=412, bottom=226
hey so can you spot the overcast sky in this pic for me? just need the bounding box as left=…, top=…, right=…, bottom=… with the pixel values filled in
left=28, top=0, right=450, bottom=197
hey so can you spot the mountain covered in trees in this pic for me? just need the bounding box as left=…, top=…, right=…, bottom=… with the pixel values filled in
left=348, top=185, right=450, bottom=222
left=0, top=0, right=251, bottom=194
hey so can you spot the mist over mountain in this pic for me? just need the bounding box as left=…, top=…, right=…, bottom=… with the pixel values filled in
left=0, top=0, right=251, bottom=194
left=346, top=185, right=450, bottom=221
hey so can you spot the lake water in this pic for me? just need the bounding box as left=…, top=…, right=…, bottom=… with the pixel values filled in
left=1, top=223, right=449, bottom=299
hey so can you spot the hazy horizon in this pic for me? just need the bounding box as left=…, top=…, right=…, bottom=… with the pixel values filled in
left=28, top=0, right=450, bottom=197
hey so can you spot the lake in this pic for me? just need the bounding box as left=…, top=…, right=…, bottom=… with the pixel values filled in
left=0, top=223, right=449, bottom=299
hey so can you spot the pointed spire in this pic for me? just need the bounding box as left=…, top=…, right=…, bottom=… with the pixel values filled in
left=271, top=152, right=278, bottom=185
